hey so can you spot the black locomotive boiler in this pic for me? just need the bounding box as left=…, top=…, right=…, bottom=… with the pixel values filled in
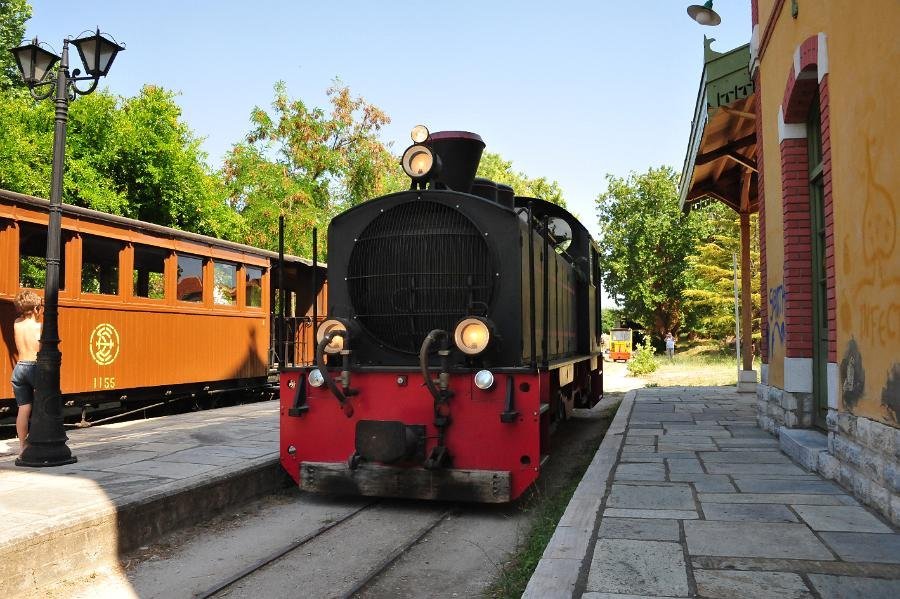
left=280, top=126, right=603, bottom=502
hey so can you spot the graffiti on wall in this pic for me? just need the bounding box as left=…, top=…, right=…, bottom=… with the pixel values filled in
left=840, top=338, right=865, bottom=409
left=884, top=364, right=900, bottom=422
left=768, top=284, right=787, bottom=350
left=837, top=139, right=900, bottom=422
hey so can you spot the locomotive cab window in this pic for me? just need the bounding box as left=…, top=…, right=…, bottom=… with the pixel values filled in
left=177, top=254, right=204, bottom=303
left=81, top=235, right=123, bottom=295
left=133, top=244, right=167, bottom=300
left=19, top=223, right=68, bottom=291
left=245, top=266, right=264, bottom=308
left=213, top=261, right=237, bottom=306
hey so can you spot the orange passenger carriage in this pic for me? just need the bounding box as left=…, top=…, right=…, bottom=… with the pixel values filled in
left=280, top=128, right=604, bottom=503
left=0, top=189, right=326, bottom=422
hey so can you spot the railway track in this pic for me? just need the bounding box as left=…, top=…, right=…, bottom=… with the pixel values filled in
left=195, top=501, right=455, bottom=599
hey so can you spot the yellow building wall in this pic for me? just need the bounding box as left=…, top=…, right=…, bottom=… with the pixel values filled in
left=759, top=0, right=900, bottom=425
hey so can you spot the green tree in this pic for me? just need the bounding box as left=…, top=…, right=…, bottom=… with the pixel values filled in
left=0, top=84, right=240, bottom=239
left=0, top=0, right=31, bottom=91
left=222, top=81, right=405, bottom=258
left=682, top=202, right=760, bottom=344
left=476, top=152, right=566, bottom=207
left=601, top=307, right=621, bottom=333
left=595, top=166, right=706, bottom=340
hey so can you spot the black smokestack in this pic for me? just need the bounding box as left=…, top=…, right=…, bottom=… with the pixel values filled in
left=426, top=131, right=485, bottom=194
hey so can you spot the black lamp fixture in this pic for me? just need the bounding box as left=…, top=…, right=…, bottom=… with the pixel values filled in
left=71, top=28, right=124, bottom=78
left=687, top=1, right=722, bottom=26
left=9, top=29, right=123, bottom=467
left=9, top=38, right=60, bottom=87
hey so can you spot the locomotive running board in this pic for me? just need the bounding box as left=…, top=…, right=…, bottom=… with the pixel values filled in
left=300, top=462, right=511, bottom=503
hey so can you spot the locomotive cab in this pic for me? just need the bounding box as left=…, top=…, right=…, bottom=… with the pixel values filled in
left=280, top=126, right=603, bottom=502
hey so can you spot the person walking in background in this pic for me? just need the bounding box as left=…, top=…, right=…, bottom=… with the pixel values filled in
left=664, top=331, right=676, bottom=363
left=11, top=290, right=42, bottom=455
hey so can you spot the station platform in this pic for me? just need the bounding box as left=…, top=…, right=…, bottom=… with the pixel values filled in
left=525, top=386, right=900, bottom=599
left=0, top=401, right=284, bottom=598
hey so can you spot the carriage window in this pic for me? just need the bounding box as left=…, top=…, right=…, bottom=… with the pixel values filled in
left=213, top=261, right=237, bottom=305
left=133, top=244, right=166, bottom=299
left=81, top=235, right=122, bottom=295
left=19, top=223, right=68, bottom=290
left=246, top=266, right=263, bottom=308
left=177, top=254, right=204, bottom=302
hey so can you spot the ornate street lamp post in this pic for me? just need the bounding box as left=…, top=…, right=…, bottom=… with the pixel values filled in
left=10, top=30, right=123, bottom=467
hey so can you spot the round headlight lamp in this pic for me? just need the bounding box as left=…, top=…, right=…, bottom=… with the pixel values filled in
left=316, top=319, right=347, bottom=354
left=410, top=124, right=429, bottom=143
left=474, top=369, right=495, bottom=390
left=307, top=368, right=325, bottom=388
left=454, top=317, right=492, bottom=355
left=402, top=145, right=434, bottom=179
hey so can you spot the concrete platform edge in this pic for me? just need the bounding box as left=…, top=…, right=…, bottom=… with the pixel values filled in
left=523, top=389, right=637, bottom=599
left=2, top=457, right=289, bottom=598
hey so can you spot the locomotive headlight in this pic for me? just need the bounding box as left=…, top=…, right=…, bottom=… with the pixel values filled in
left=410, top=124, right=429, bottom=143
left=474, top=369, right=494, bottom=390
left=308, top=368, right=325, bottom=388
left=316, top=319, right=347, bottom=354
left=454, top=317, right=492, bottom=355
left=402, top=144, right=434, bottom=178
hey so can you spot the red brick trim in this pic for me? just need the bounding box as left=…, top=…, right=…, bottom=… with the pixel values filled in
left=778, top=35, right=836, bottom=362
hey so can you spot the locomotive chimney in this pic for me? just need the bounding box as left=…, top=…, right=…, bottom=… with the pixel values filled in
left=427, top=131, right=485, bottom=194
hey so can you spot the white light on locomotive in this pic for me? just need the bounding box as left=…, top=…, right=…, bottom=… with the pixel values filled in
left=454, top=317, right=491, bottom=355
left=316, top=319, right=347, bottom=354
left=474, top=369, right=495, bottom=390
left=402, top=145, right=434, bottom=178
left=308, top=368, right=325, bottom=388
left=410, top=124, right=429, bottom=143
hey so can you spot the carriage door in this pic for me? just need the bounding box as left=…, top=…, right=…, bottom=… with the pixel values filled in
left=808, top=95, right=828, bottom=429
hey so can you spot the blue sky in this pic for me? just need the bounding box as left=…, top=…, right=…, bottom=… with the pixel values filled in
left=24, top=1, right=752, bottom=239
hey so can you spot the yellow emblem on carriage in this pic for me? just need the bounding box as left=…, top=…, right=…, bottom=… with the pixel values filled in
left=90, top=323, right=120, bottom=366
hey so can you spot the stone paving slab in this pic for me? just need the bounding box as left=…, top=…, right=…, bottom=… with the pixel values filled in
left=684, top=521, right=835, bottom=560
left=698, top=492, right=860, bottom=506
left=587, top=539, right=689, bottom=596
left=607, top=483, right=695, bottom=510
left=819, top=531, right=900, bottom=563
left=794, top=505, right=896, bottom=533
left=598, top=518, right=681, bottom=541
left=807, top=574, right=900, bottom=598
left=0, top=401, right=284, bottom=598
left=702, top=502, right=799, bottom=522
left=525, top=386, right=900, bottom=599
left=694, top=569, right=813, bottom=599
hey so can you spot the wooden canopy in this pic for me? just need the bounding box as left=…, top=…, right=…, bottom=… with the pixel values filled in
left=679, top=38, right=758, bottom=215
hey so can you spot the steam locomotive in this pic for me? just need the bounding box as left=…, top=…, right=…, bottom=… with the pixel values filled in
left=280, top=127, right=603, bottom=502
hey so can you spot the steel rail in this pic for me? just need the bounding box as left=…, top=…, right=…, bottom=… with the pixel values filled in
left=339, top=508, right=455, bottom=599
left=193, top=501, right=378, bottom=599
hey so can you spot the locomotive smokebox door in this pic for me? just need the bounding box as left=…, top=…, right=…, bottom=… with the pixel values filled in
left=355, top=421, right=426, bottom=463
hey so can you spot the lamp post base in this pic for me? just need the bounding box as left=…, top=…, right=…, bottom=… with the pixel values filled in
left=16, top=445, right=77, bottom=467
